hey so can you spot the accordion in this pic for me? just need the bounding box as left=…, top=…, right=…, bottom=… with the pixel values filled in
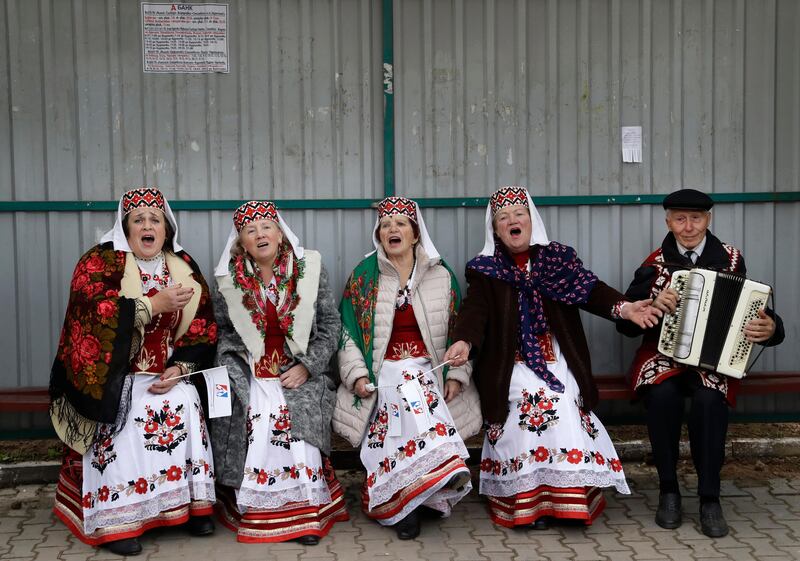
left=657, top=269, right=771, bottom=378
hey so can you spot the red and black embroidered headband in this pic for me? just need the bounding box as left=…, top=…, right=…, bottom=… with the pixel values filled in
left=233, top=200, right=279, bottom=232
left=489, top=186, right=529, bottom=216
left=122, top=188, right=166, bottom=215
left=377, top=196, right=417, bottom=222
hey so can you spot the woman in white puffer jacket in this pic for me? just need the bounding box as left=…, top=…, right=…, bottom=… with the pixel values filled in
left=333, top=196, right=481, bottom=540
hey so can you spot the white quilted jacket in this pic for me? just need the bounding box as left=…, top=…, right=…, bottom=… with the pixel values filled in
left=333, top=244, right=482, bottom=446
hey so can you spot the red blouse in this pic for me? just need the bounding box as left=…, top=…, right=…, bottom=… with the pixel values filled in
left=254, top=298, right=290, bottom=379
left=384, top=305, right=429, bottom=361
left=512, top=251, right=529, bottom=269
left=131, top=286, right=181, bottom=374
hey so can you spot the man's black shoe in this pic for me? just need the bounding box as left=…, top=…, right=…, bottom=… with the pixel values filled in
left=700, top=502, right=729, bottom=538
left=395, top=509, right=420, bottom=540
left=103, top=537, right=142, bottom=556
left=655, top=492, right=682, bottom=529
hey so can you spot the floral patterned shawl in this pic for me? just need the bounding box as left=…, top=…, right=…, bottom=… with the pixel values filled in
left=466, top=241, right=598, bottom=393
left=216, top=242, right=321, bottom=362
left=49, top=243, right=218, bottom=449
left=339, top=252, right=462, bottom=385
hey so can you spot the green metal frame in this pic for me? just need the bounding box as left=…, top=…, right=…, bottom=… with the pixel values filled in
left=1, top=191, right=799, bottom=212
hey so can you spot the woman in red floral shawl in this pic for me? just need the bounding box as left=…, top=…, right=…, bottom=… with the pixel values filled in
left=50, top=188, right=218, bottom=556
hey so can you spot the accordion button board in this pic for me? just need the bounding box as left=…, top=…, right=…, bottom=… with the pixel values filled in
left=657, top=269, right=771, bottom=379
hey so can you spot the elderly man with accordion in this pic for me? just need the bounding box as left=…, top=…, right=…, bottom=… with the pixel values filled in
left=617, top=188, right=785, bottom=538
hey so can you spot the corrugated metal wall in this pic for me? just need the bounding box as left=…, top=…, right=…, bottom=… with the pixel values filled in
left=0, top=0, right=797, bottom=420
left=394, top=0, right=800, bottom=196
left=1, top=0, right=383, bottom=202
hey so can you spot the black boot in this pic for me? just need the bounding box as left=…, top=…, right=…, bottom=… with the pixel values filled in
left=395, top=509, right=420, bottom=540
left=103, top=537, right=142, bottom=556
left=188, top=515, right=215, bottom=536
left=530, top=516, right=552, bottom=530
left=295, top=534, right=321, bottom=545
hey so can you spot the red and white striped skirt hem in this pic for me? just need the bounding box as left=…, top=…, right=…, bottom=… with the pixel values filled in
left=216, top=463, right=349, bottom=543
left=361, top=454, right=469, bottom=523
left=487, top=485, right=606, bottom=528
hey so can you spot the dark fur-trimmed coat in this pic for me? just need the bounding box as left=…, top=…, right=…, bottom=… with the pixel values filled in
left=208, top=266, right=340, bottom=488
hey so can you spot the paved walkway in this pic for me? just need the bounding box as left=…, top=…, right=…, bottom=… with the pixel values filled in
left=1, top=464, right=799, bottom=560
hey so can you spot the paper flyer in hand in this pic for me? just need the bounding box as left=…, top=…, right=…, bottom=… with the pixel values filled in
left=200, top=366, right=232, bottom=418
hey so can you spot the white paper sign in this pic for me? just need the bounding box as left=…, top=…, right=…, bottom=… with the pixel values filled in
left=200, top=366, right=232, bottom=418
left=141, top=3, right=229, bottom=73
left=387, top=402, right=402, bottom=437
left=621, top=126, right=643, bottom=163
left=399, top=377, right=431, bottom=434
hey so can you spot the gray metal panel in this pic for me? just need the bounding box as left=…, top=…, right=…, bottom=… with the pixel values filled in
left=394, top=0, right=800, bottom=198
left=775, top=0, right=800, bottom=191
left=1, top=0, right=382, bottom=202
left=0, top=3, right=11, bottom=200
left=0, top=216, right=20, bottom=385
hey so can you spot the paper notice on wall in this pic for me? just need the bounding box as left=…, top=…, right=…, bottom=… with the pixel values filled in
left=141, top=3, right=229, bottom=73
left=621, top=126, right=643, bottom=163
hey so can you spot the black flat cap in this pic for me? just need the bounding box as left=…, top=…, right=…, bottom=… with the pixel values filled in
left=662, top=188, right=713, bottom=211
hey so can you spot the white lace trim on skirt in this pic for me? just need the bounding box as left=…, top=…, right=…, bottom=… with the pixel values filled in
left=480, top=467, right=630, bottom=497
left=83, top=481, right=215, bottom=535
left=236, top=483, right=332, bottom=512
left=376, top=464, right=472, bottom=527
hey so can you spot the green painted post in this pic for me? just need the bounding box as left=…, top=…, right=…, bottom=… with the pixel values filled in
left=382, top=0, right=395, bottom=198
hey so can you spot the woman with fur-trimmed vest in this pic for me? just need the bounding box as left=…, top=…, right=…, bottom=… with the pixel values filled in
left=333, top=196, right=481, bottom=540
left=208, top=201, right=348, bottom=545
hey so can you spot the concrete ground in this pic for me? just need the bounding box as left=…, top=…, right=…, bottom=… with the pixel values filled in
left=1, top=461, right=799, bottom=561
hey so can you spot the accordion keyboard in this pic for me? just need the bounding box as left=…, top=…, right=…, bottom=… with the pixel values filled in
left=657, top=272, right=689, bottom=355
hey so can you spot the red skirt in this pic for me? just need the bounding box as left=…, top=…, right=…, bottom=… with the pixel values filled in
left=487, top=485, right=606, bottom=528
left=53, top=448, right=213, bottom=546
left=216, top=457, right=349, bottom=543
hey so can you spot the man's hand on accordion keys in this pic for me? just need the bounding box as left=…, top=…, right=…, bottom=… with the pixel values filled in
left=743, top=308, right=776, bottom=343
left=620, top=299, right=662, bottom=329
left=652, top=287, right=680, bottom=314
